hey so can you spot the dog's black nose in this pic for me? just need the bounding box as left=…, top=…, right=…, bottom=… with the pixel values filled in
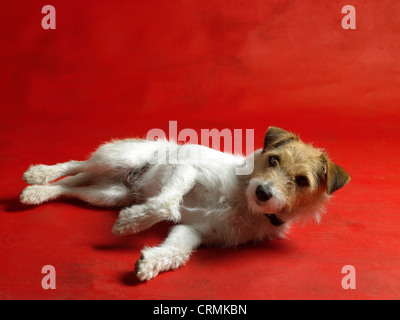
left=255, top=185, right=272, bottom=202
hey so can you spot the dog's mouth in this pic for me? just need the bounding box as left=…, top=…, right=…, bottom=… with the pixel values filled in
left=265, top=213, right=285, bottom=227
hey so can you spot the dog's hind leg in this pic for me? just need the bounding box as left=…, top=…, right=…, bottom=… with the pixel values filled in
left=20, top=172, right=133, bottom=207
left=20, top=172, right=91, bottom=205
left=23, top=160, right=90, bottom=185
left=58, top=175, right=133, bottom=207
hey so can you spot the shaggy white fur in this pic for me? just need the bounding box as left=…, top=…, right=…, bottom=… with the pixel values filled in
left=21, top=127, right=350, bottom=281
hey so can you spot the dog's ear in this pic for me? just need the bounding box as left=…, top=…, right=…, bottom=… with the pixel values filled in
left=263, top=126, right=298, bottom=152
left=325, top=159, right=351, bottom=195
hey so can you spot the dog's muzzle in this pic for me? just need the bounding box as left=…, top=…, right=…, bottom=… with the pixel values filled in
left=265, top=213, right=285, bottom=226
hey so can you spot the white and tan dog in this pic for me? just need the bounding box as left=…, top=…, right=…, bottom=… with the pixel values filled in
left=21, top=126, right=350, bottom=281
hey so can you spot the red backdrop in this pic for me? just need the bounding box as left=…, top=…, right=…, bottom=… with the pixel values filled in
left=0, top=0, right=399, bottom=299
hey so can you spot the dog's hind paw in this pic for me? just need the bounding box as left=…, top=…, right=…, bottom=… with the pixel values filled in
left=20, top=185, right=54, bottom=205
left=23, top=165, right=56, bottom=185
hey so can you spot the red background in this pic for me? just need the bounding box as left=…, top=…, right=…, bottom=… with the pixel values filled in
left=0, top=0, right=399, bottom=299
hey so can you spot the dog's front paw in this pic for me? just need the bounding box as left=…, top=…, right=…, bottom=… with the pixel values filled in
left=112, top=205, right=161, bottom=236
left=134, top=246, right=191, bottom=281
left=111, top=216, right=138, bottom=235
left=23, top=165, right=55, bottom=185
left=134, top=251, right=161, bottom=281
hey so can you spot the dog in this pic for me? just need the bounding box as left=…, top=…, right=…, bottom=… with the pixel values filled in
left=20, top=126, right=350, bottom=281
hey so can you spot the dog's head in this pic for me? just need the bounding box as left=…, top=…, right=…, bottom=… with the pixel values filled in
left=246, top=126, right=350, bottom=226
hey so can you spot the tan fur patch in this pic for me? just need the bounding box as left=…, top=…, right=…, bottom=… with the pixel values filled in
left=246, top=127, right=350, bottom=223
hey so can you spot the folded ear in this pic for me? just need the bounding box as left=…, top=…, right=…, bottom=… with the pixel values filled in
left=263, top=126, right=298, bottom=151
left=325, top=159, right=351, bottom=195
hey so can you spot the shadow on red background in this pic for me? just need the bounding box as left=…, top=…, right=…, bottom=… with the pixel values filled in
left=0, top=0, right=399, bottom=299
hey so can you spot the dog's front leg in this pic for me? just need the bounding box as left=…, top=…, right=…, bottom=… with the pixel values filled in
left=112, top=165, right=197, bottom=235
left=135, top=224, right=201, bottom=281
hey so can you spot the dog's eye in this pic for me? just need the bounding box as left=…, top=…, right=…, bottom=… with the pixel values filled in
left=295, top=176, right=309, bottom=187
left=269, top=156, right=280, bottom=167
